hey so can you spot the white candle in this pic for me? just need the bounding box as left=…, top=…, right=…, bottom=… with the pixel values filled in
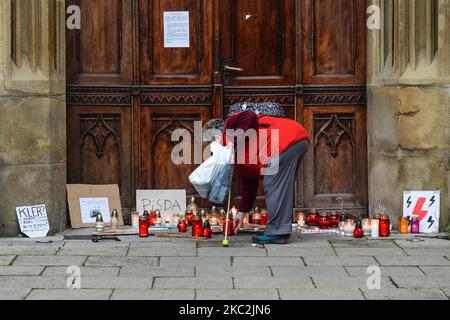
left=371, top=219, right=380, bottom=238
left=131, top=212, right=139, bottom=230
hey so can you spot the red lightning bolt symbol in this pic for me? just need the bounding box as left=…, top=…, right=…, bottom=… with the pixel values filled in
left=413, top=197, right=428, bottom=221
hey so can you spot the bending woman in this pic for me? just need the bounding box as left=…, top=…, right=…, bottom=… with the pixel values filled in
left=225, top=111, right=310, bottom=245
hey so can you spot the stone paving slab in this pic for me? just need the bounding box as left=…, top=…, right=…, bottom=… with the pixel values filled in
left=270, top=266, right=348, bottom=277
left=266, top=247, right=336, bottom=257
left=58, top=246, right=129, bottom=256
left=42, top=266, right=120, bottom=276
left=232, top=257, right=304, bottom=267
left=119, top=266, right=195, bottom=277
left=198, top=247, right=267, bottom=257
left=345, top=266, right=425, bottom=278
left=394, top=239, right=450, bottom=248
left=330, top=240, right=398, bottom=248
left=128, top=246, right=197, bottom=257
left=279, top=288, right=365, bottom=300
left=13, top=255, right=87, bottom=266
left=0, top=288, right=31, bottom=300
left=419, top=266, right=450, bottom=277
left=390, top=276, right=450, bottom=289
left=234, top=276, right=314, bottom=289
left=361, top=288, right=449, bottom=300
left=85, top=256, right=158, bottom=267
left=441, top=288, right=450, bottom=298
left=154, top=277, right=233, bottom=289
left=265, top=240, right=332, bottom=248
left=129, top=238, right=173, bottom=246
left=0, top=266, right=45, bottom=276
left=80, top=276, right=153, bottom=289
left=0, top=276, right=70, bottom=289
left=335, top=248, right=406, bottom=256
left=196, top=289, right=279, bottom=300
left=26, top=289, right=112, bottom=300
left=160, top=257, right=230, bottom=267
left=62, top=241, right=131, bottom=248
left=195, top=266, right=272, bottom=277
left=403, top=248, right=450, bottom=256
left=0, top=246, right=60, bottom=255
left=375, top=256, right=450, bottom=266
left=0, top=255, right=16, bottom=266
left=111, top=289, right=195, bottom=300
left=303, top=256, right=378, bottom=267
left=312, top=276, right=397, bottom=290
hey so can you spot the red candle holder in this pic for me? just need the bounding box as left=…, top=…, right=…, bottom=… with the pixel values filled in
left=306, top=211, right=319, bottom=226
left=203, top=221, right=212, bottom=239
left=177, top=219, right=188, bottom=233
left=192, top=219, right=203, bottom=237
left=139, top=216, right=149, bottom=238
left=318, top=214, right=330, bottom=229
left=353, top=219, right=364, bottom=238
left=147, top=211, right=156, bottom=227
left=222, top=217, right=234, bottom=236
left=185, top=211, right=195, bottom=226
left=379, top=215, right=390, bottom=237
left=261, top=210, right=268, bottom=226
left=327, top=212, right=340, bottom=228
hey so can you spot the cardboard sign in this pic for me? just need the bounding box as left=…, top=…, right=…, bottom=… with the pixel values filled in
left=136, top=190, right=186, bottom=222
left=403, top=191, right=440, bottom=233
left=16, top=204, right=50, bottom=238
left=164, top=11, right=190, bottom=48
left=67, top=185, right=123, bottom=228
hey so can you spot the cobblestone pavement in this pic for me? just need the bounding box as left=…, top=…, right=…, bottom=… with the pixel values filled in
left=0, top=230, right=449, bottom=300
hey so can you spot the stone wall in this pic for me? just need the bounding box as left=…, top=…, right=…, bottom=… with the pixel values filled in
left=0, top=0, right=66, bottom=236
left=367, top=0, right=450, bottom=229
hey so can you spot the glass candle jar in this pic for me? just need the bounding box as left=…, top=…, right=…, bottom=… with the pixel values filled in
left=411, top=216, right=420, bottom=234
left=203, top=220, right=212, bottom=239
left=261, top=209, right=268, bottom=225
left=192, top=219, right=203, bottom=237
left=177, top=219, right=188, bottom=233
left=379, top=215, right=391, bottom=237
left=338, top=213, right=347, bottom=231
left=139, top=216, right=149, bottom=238
left=252, top=208, right=262, bottom=225
left=131, top=212, right=140, bottom=230
left=96, top=213, right=105, bottom=232
left=399, top=217, right=410, bottom=234
left=318, top=213, right=330, bottom=229
left=297, top=212, right=306, bottom=227
left=327, top=211, right=340, bottom=228
left=147, top=211, right=155, bottom=227
left=185, top=211, right=195, bottom=226
left=343, top=219, right=356, bottom=237
left=371, top=218, right=380, bottom=238
left=306, top=210, right=319, bottom=226
left=222, top=217, right=234, bottom=236
left=111, top=209, right=119, bottom=230
left=362, top=218, right=372, bottom=236
left=353, top=219, right=364, bottom=238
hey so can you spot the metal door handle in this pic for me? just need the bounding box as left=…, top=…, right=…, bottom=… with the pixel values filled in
left=224, top=66, right=244, bottom=73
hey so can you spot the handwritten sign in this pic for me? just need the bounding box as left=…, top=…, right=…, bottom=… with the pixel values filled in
left=403, top=191, right=440, bottom=233
left=16, top=204, right=50, bottom=238
left=136, top=190, right=186, bottom=222
left=164, top=11, right=190, bottom=48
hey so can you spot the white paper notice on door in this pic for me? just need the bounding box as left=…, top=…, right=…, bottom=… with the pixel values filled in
left=164, top=11, right=190, bottom=48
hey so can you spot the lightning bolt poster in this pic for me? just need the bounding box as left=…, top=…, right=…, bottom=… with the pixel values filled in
left=403, top=191, right=440, bottom=233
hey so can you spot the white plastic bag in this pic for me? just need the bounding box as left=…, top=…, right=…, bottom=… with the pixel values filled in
left=189, top=142, right=233, bottom=198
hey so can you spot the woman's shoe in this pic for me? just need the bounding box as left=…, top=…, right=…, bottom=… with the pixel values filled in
left=252, top=234, right=288, bottom=245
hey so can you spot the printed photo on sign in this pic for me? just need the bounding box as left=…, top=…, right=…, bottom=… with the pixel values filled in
left=79, top=197, right=111, bottom=224
left=16, top=204, right=50, bottom=238
left=403, top=191, right=440, bottom=233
